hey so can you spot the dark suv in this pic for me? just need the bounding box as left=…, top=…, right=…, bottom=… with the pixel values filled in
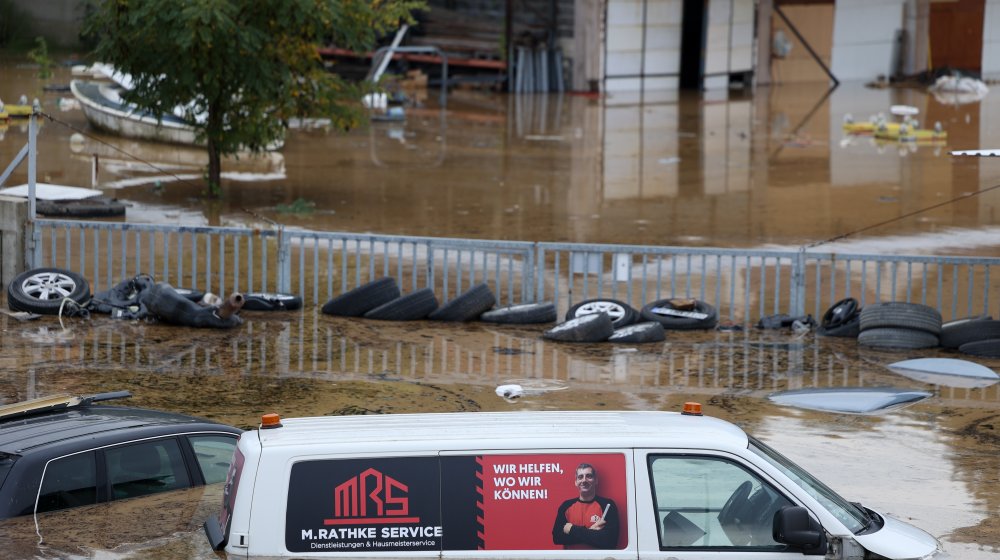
left=0, top=391, right=241, bottom=518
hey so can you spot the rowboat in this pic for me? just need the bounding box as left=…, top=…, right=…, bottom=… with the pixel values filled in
left=70, top=80, right=283, bottom=150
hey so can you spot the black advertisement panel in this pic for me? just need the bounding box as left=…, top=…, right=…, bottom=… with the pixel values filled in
left=285, top=456, right=442, bottom=553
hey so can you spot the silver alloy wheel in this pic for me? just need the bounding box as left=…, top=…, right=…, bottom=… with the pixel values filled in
left=574, top=300, right=626, bottom=320
left=21, top=271, right=78, bottom=301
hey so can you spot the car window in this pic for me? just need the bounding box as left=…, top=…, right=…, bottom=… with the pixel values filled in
left=189, top=435, right=237, bottom=484
left=106, top=438, right=191, bottom=500
left=649, top=455, right=792, bottom=550
left=38, top=451, right=98, bottom=513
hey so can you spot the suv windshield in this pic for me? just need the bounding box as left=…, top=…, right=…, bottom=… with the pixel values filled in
left=749, top=436, right=870, bottom=533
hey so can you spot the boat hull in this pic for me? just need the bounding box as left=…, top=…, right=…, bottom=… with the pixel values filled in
left=70, top=80, right=283, bottom=150
left=72, top=80, right=200, bottom=146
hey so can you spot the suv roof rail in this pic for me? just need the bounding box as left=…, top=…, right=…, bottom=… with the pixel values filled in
left=0, top=390, right=133, bottom=422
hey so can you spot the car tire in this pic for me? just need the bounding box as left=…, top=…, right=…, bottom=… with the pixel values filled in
left=363, top=288, right=439, bottom=321
left=428, top=283, right=496, bottom=322
left=479, top=302, right=557, bottom=324
left=821, top=297, right=860, bottom=329
left=8, top=267, right=91, bottom=315
left=957, top=338, right=1000, bottom=358
left=940, top=318, right=1000, bottom=349
left=857, top=327, right=939, bottom=349
left=321, top=277, right=400, bottom=317
left=565, top=299, right=638, bottom=328
left=859, top=302, right=942, bottom=335
left=607, top=321, right=666, bottom=343
left=542, top=313, right=614, bottom=343
left=241, top=292, right=303, bottom=311
left=640, top=299, right=718, bottom=330
left=817, top=314, right=861, bottom=338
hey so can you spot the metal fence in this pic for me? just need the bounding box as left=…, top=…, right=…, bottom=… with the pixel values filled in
left=31, top=218, right=1000, bottom=323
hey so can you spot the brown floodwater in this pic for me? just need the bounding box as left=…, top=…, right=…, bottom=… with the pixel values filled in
left=1, top=55, right=999, bottom=558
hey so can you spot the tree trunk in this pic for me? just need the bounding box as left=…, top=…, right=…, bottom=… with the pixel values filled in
left=207, top=137, right=222, bottom=198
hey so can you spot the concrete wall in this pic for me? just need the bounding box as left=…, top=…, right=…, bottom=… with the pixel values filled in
left=0, top=196, right=28, bottom=290
left=831, top=0, right=906, bottom=82
left=703, top=0, right=755, bottom=90
left=982, top=0, right=1000, bottom=81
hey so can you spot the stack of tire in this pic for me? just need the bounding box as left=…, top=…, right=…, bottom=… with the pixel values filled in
left=940, top=316, right=1000, bottom=358
left=857, top=302, right=942, bottom=349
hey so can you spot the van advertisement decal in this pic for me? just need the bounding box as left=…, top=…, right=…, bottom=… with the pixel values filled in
left=286, top=457, right=442, bottom=553
left=463, top=453, right=627, bottom=550
left=286, top=453, right=627, bottom=553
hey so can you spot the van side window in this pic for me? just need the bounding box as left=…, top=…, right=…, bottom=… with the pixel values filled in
left=189, top=435, right=238, bottom=484
left=38, top=452, right=98, bottom=513
left=106, top=439, right=191, bottom=500
left=648, top=455, right=792, bottom=550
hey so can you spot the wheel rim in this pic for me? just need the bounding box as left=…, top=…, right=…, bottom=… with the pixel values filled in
left=576, top=301, right=626, bottom=320
left=21, top=272, right=77, bottom=301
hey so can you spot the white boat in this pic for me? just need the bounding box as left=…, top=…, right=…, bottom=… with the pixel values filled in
left=70, top=80, right=283, bottom=150
left=71, top=80, right=202, bottom=146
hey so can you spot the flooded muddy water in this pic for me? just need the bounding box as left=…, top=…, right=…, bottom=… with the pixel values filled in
left=1, top=55, right=1000, bottom=558
left=2, top=57, right=1000, bottom=255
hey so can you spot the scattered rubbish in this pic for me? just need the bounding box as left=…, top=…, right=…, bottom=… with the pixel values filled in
left=0, top=309, right=41, bottom=321
left=887, top=358, right=999, bottom=389
left=951, top=149, right=1000, bottom=157
left=768, top=387, right=931, bottom=414
left=495, top=384, right=524, bottom=400
left=755, top=314, right=815, bottom=331
left=57, top=97, right=80, bottom=111
left=890, top=105, right=919, bottom=116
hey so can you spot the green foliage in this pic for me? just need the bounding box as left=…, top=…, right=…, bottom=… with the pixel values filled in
left=276, top=198, right=317, bottom=214
left=83, top=0, right=426, bottom=197
left=27, top=36, right=54, bottom=79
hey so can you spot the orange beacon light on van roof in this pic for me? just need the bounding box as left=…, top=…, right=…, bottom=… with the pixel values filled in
left=261, top=413, right=283, bottom=429
left=681, top=402, right=703, bottom=416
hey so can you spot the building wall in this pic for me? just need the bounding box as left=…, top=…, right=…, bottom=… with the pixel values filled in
left=983, top=0, right=1000, bottom=80
left=830, top=0, right=906, bottom=82
left=770, top=4, right=835, bottom=84
left=703, top=0, right=755, bottom=90
left=10, top=0, right=83, bottom=48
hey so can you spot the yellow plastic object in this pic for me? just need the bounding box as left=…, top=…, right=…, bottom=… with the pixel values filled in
left=843, top=121, right=901, bottom=135
left=875, top=126, right=947, bottom=143
left=5, top=104, right=32, bottom=117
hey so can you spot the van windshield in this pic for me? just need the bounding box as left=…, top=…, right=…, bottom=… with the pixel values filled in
left=748, top=437, right=870, bottom=534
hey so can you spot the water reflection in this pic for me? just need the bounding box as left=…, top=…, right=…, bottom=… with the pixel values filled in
left=5, top=315, right=999, bottom=408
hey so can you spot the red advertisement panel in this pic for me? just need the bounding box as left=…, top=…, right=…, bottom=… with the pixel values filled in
left=478, top=453, right=627, bottom=550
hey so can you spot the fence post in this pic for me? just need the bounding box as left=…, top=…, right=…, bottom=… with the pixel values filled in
left=276, top=225, right=291, bottom=293
left=790, top=249, right=807, bottom=316
left=534, top=244, right=545, bottom=302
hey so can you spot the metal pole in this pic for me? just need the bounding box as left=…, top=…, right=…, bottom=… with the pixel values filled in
left=28, top=100, right=38, bottom=220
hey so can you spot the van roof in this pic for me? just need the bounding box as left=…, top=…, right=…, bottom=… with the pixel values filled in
left=257, top=410, right=749, bottom=452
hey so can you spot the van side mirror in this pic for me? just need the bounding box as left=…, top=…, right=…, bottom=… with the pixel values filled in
left=773, top=506, right=827, bottom=555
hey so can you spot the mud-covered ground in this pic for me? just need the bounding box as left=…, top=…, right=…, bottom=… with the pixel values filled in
left=0, top=307, right=998, bottom=558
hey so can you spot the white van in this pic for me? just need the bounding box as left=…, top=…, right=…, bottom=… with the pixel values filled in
left=205, top=405, right=945, bottom=559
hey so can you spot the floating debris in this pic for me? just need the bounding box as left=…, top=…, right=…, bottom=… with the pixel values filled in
left=768, top=387, right=931, bottom=414
left=887, top=358, right=999, bottom=389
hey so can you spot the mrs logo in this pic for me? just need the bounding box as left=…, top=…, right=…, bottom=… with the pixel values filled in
left=324, top=467, right=420, bottom=525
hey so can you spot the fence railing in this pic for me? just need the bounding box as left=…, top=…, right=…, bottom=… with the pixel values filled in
left=31, top=219, right=1000, bottom=323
